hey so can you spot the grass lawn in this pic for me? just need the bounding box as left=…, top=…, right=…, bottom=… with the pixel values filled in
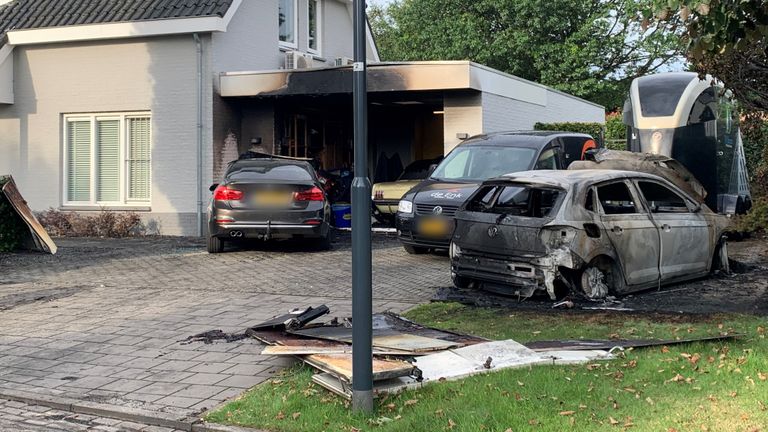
left=206, top=303, right=768, bottom=432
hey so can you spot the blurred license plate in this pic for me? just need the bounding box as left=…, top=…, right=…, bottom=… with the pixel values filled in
left=418, top=217, right=449, bottom=237
left=254, top=191, right=292, bottom=206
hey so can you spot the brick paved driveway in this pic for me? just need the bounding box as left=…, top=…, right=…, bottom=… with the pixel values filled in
left=0, top=233, right=450, bottom=427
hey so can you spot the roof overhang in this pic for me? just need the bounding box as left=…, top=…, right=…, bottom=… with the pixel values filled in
left=219, top=61, right=602, bottom=108
left=5, top=0, right=242, bottom=46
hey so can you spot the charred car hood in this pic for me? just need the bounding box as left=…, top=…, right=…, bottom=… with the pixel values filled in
left=407, top=180, right=480, bottom=206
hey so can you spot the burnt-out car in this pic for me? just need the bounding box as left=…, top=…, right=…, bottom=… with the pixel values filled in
left=207, top=155, right=331, bottom=253
left=450, top=170, right=730, bottom=300
left=396, top=131, right=596, bottom=254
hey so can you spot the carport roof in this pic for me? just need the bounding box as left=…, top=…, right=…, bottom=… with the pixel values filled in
left=220, top=61, right=604, bottom=109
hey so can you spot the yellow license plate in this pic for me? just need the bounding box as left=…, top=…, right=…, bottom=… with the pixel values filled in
left=254, top=191, right=292, bottom=206
left=418, top=218, right=449, bottom=237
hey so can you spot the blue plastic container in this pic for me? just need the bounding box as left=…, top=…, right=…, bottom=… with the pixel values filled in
left=331, top=203, right=352, bottom=228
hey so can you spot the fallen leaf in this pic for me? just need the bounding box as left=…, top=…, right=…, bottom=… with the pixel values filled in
left=517, top=381, right=525, bottom=387
left=609, top=416, right=620, bottom=425
left=447, top=418, right=457, bottom=430
left=528, top=419, right=539, bottom=425
left=504, top=429, right=513, bottom=432
left=662, top=346, right=670, bottom=354
left=560, top=411, right=576, bottom=416
left=404, top=399, right=418, bottom=406
left=434, top=409, right=444, bottom=417
left=395, top=415, right=402, bottom=420
left=292, top=412, right=301, bottom=420
left=758, top=372, right=767, bottom=381
left=275, top=411, right=285, bottom=420
left=385, top=403, right=396, bottom=411
left=646, top=397, right=654, bottom=405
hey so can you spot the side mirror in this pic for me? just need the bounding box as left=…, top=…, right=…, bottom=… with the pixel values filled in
left=318, top=177, right=327, bottom=186
left=209, top=183, right=219, bottom=192
left=428, top=164, right=438, bottom=175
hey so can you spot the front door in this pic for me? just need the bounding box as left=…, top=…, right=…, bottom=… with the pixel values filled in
left=635, top=180, right=711, bottom=280
left=596, top=181, right=660, bottom=287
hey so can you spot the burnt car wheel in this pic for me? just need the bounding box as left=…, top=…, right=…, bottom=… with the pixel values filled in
left=579, top=257, right=623, bottom=299
left=207, top=236, right=225, bottom=254
left=403, top=245, right=429, bottom=255
left=452, top=273, right=472, bottom=289
left=711, top=239, right=730, bottom=274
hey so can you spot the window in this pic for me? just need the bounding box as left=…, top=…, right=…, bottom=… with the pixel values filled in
left=64, top=113, right=151, bottom=206
left=534, top=147, right=559, bottom=170
left=307, top=0, right=321, bottom=54
left=637, top=181, right=689, bottom=213
left=597, top=182, right=638, bottom=215
left=279, top=0, right=297, bottom=47
left=431, top=146, right=537, bottom=181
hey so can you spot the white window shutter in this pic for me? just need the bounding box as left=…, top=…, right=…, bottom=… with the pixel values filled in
left=96, top=119, right=120, bottom=202
left=127, top=117, right=151, bottom=201
left=67, top=120, right=91, bottom=202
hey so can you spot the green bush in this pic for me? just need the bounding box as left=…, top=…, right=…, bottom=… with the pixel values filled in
left=742, top=115, right=768, bottom=176
left=533, top=122, right=604, bottom=142
left=605, top=112, right=626, bottom=141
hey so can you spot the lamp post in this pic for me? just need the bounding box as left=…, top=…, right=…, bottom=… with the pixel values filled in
left=350, top=0, right=373, bottom=415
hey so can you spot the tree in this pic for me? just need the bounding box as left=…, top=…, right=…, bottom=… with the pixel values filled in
left=650, top=0, right=768, bottom=112
left=369, top=0, right=684, bottom=109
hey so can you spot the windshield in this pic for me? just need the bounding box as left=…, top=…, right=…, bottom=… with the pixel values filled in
left=431, top=146, right=537, bottom=182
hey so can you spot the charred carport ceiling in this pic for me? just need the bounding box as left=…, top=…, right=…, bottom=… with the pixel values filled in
left=220, top=61, right=556, bottom=107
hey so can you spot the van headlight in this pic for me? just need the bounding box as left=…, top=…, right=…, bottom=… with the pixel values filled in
left=398, top=200, right=413, bottom=214
left=450, top=242, right=462, bottom=259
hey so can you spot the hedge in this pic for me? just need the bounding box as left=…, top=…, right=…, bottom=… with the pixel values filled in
left=533, top=122, right=604, bottom=141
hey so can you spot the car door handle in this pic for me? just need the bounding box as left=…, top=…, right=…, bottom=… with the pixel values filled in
left=611, top=226, right=624, bottom=235
left=661, top=224, right=672, bottom=232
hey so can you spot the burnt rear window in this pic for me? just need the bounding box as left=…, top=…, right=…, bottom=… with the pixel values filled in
left=637, top=74, right=694, bottom=117
left=226, top=162, right=314, bottom=182
left=466, top=184, right=562, bottom=218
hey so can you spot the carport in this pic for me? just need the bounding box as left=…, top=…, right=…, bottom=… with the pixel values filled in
left=214, top=61, right=605, bottom=181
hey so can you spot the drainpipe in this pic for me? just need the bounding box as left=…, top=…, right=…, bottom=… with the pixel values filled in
left=193, top=33, right=203, bottom=237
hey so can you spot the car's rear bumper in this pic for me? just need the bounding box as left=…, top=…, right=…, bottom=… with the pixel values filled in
left=210, top=222, right=329, bottom=239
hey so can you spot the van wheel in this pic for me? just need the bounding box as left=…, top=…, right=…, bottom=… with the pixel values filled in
left=403, top=245, right=428, bottom=255
left=207, top=236, right=224, bottom=254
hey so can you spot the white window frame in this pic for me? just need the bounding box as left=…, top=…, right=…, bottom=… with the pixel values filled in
left=278, top=0, right=299, bottom=49
left=306, top=0, right=322, bottom=55
left=62, top=112, right=151, bottom=207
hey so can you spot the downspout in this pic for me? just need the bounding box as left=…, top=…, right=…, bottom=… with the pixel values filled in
left=193, top=33, right=203, bottom=237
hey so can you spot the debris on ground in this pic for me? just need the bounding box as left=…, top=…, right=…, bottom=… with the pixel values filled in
left=179, top=329, right=248, bottom=345
left=0, top=175, right=57, bottom=254
left=181, top=304, right=745, bottom=399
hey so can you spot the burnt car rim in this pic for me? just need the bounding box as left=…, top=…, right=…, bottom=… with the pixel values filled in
left=580, top=266, right=609, bottom=299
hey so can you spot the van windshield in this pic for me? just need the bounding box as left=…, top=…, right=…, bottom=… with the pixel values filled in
left=431, top=146, right=537, bottom=182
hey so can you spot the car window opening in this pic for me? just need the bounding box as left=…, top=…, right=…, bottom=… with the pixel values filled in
left=597, top=182, right=638, bottom=215
left=585, top=188, right=595, bottom=212
left=638, top=181, right=690, bottom=213
left=467, top=184, right=562, bottom=218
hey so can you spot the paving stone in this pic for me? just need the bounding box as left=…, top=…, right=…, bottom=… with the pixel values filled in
left=178, top=373, right=227, bottom=386
left=214, top=375, right=268, bottom=389
left=97, top=378, right=152, bottom=393
left=154, top=395, right=204, bottom=409
left=67, top=376, right=118, bottom=389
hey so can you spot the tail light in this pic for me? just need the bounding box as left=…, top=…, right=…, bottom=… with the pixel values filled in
left=294, top=186, right=325, bottom=201
left=213, top=185, right=244, bottom=201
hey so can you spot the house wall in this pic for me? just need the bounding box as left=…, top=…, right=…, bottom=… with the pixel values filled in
left=443, top=91, right=483, bottom=153
left=0, top=35, right=214, bottom=236
left=482, top=91, right=605, bottom=133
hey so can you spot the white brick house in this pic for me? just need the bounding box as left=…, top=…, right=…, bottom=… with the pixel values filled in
left=0, top=0, right=603, bottom=236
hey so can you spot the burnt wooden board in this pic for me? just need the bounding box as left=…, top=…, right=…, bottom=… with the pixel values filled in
left=1, top=176, right=56, bottom=254
left=302, top=354, right=415, bottom=382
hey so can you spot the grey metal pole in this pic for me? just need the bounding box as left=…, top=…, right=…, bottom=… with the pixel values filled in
left=351, top=0, right=373, bottom=414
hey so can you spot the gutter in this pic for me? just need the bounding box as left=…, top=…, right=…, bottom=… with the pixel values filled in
left=193, top=33, right=203, bottom=237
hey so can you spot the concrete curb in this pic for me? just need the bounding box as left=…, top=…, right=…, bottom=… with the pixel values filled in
left=0, top=389, right=265, bottom=432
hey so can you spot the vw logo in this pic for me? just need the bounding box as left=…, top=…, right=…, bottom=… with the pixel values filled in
left=432, top=206, right=443, bottom=216
left=488, top=225, right=499, bottom=238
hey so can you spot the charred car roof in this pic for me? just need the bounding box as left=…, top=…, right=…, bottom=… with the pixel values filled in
left=490, top=169, right=671, bottom=189
left=460, top=130, right=593, bottom=149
